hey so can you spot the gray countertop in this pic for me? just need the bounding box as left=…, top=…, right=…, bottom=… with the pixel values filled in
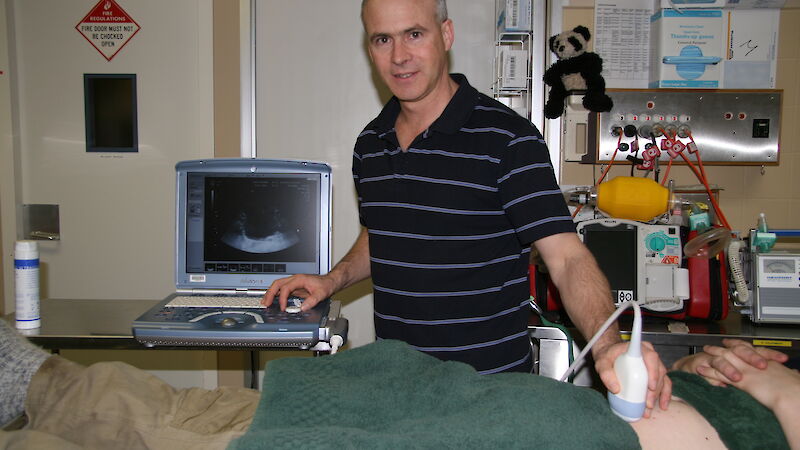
left=5, top=298, right=799, bottom=352
left=3, top=298, right=343, bottom=352
left=3, top=298, right=159, bottom=350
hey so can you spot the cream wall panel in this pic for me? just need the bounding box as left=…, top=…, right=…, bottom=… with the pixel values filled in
left=2, top=0, right=216, bottom=388
left=0, top=0, right=15, bottom=311
left=213, top=0, right=241, bottom=159
left=4, top=0, right=214, bottom=305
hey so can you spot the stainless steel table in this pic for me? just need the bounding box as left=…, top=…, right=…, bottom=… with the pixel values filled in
left=2, top=298, right=160, bottom=350
left=624, top=312, right=800, bottom=365
left=530, top=312, right=800, bottom=381
left=3, top=298, right=344, bottom=388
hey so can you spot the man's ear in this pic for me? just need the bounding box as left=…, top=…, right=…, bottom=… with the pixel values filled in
left=441, top=18, right=454, bottom=51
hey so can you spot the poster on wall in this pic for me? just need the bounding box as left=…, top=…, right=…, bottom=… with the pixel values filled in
left=594, top=0, right=653, bottom=89
left=75, top=0, right=140, bottom=61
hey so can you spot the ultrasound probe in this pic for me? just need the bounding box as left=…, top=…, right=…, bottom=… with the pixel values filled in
left=606, top=302, right=648, bottom=422
left=559, top=301, right=648, bottom=422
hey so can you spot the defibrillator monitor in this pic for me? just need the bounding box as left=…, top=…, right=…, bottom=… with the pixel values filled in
left=580, top=222, right=638, bottom=300
left=577, top=218, right=689, bottom=312
left=175, top=159, right=332, bottom=291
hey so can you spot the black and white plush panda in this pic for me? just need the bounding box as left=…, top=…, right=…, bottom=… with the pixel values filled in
left=543, top=25, right=613, bottom=119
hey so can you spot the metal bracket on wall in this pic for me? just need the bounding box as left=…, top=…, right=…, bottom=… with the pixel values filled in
left=21, top=204, right=60, bottom=241
left=589, top=89, right=781, bottom=165
left=561, top=94, right=596, bottom=163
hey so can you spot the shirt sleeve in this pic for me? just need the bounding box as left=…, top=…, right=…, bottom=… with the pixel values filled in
left=352, top=143, right=366, bottom=227
left=497, top=132, right=576, bottom=246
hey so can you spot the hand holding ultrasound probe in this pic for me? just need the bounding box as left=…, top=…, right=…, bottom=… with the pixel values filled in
left=562, top=301, right=649, bottom=421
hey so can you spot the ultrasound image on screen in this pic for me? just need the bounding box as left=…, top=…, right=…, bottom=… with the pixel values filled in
left=203, top=176, right=318, bottom=263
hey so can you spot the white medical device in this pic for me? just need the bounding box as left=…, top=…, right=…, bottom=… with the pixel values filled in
left=577, top=218, right=690, bottom=312
left=751, top=252, right=800, bottom=324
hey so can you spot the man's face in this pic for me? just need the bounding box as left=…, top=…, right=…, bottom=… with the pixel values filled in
left=363, top=0, right=453, bottom=105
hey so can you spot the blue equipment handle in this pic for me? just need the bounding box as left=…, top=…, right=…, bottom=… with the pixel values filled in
left=663, top=56, right=722, bottom=65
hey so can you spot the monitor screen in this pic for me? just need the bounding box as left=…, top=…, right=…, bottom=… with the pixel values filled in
left=186, top=173, right=320, bottom=275
left=175, top=159, right=331, bottom=291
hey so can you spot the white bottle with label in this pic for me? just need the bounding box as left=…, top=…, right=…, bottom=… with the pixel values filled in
left=15, top=240, right=41, bottom=329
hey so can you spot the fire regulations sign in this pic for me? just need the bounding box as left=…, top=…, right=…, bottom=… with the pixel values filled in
left=75, top=0, right=140, bottom=61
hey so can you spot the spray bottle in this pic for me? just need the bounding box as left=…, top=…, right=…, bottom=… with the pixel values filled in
left=607, top=302, right=648, bottom=422
left=15, top=240, right=41, bottom=329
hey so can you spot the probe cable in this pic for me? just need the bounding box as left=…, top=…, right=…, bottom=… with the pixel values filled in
left=529, top=297, right=576, bottom=382
left=559, top=300, right=638, bottom=383
left=558, top=298, right=680, bottom=383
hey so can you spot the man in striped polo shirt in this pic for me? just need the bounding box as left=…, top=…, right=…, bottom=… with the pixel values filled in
left=265, top=0, right=671, bottom=417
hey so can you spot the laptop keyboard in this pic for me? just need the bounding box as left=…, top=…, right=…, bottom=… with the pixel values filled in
left=166, top=295, right=302, bottom=309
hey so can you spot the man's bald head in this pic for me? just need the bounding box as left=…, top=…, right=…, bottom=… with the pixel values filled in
left=361, top=0, right=448, bottom=27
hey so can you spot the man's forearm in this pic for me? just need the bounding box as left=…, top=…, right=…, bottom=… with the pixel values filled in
left=327, top=228, right=371, bottom=292
left=545, top=244, right=621, bottom=353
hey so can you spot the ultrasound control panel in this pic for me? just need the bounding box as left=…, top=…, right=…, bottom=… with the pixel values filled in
left=132, top=296, right=331, bottom=349
left=153, top=306, right=318, bottom=326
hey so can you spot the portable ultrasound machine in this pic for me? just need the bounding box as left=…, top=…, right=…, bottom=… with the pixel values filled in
left=132, top=158, right=347, bottom=352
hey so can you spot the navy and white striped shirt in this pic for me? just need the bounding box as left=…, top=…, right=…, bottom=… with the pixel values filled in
left=353, top=74, right=575, bottom=374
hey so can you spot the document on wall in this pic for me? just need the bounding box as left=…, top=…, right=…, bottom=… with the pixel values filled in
left=594, top=0, right=653, bottom=88
left=722, top=9, right=779, bottom=88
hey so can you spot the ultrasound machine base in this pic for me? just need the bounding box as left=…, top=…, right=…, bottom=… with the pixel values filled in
left=132, top=297, right=331, bottom=350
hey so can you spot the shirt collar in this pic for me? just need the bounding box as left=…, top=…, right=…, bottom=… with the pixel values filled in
left=368, top=74, right=478, bottom=136
left=431, top=73, right=477, bottom=135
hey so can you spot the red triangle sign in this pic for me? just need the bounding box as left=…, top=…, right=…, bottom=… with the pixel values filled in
left=75, top=0, right=140, bottom=61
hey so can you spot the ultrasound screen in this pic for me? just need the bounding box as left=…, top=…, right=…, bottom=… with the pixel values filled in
left=185, top=173, right=320, bottom=275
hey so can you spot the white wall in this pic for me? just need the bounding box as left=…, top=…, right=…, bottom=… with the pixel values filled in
left=1, top=0, right=498, bottom=383
left=1, top=0, right=217, bottom=388
left=2, top=0, right=214, bottom=308
left=253, top=0, right=496, bottom=347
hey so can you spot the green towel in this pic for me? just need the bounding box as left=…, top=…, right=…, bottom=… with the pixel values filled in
left=230, top=339, right=639, bottom=449
left=668, top=371, right=789, bottom=450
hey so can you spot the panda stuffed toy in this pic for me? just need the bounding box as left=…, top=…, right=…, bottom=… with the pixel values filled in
left=543, top=25, right=613, bottom=119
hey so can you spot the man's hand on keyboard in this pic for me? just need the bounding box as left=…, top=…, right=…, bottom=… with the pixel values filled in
left=262, top=274, right=335, bottom=312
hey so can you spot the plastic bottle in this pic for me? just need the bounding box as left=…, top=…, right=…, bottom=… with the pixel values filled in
left=15, top=240, right=41, bottom=329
